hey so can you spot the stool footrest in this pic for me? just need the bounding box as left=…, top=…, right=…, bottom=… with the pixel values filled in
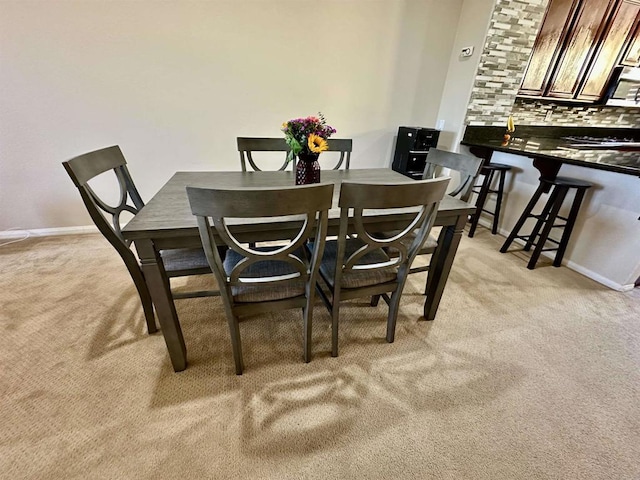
left=518, top=234, right=561, bottom=244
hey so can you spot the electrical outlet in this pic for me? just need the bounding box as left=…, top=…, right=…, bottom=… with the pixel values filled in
left=436, top=119, right=445, bottom=130
left=460, top=46, right=474, bottom=57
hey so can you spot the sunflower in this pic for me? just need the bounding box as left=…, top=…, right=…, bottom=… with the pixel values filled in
left=308, top=133, right=328, bottom=153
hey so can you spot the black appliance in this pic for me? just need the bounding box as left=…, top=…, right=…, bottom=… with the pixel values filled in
left=391, top=126, right=440, bottom=179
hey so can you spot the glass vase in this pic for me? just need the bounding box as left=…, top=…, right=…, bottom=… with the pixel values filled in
left=295, top=153, right=321, bottom=185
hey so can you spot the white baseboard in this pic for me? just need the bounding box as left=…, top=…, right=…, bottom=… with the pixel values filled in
left=0, top=225, right=97, bottom=239
left=474, top=217, right=633, bottom=292
left=563, top=260, right=636, bottom=292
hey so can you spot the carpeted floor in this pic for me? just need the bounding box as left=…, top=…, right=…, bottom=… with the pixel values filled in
left=1, top=229, right=639, bottom=479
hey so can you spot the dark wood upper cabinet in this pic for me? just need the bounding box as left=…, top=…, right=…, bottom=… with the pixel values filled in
left=621, top=18, right=640, bottom=66
left=578, top=0, right=640, bottom=99
left=547, top=0, right=617, bottom=98
left=519, top=0, right=578, bottom=96
left=518, top=0, right=640, bottom=102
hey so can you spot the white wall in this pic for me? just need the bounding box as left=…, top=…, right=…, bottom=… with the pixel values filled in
left=0, top=0, right=464, bottom=231
left=436, top=0, right=495, bottom=152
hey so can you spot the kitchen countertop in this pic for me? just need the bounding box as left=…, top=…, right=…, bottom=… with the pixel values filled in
left=461, top=126, right=640, bottom=177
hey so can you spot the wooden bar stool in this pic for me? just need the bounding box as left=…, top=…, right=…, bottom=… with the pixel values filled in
left=468, top=163, right=512, bottom=237
left=500, top=176, right=592, bottom=270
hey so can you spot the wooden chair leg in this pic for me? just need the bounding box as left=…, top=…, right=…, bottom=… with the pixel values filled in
left=226, top=314, right=244, bottom=375
left=331, top=293, right=341, bottom=357
left=386, top=290, right=402, bottom=343
left=302, top=302, right=313, bottom=363
left=127, top=261, right=157, bottom=334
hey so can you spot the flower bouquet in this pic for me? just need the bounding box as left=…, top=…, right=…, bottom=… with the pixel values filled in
left=282, top=113, right=336, bottom=160
left=281, top=113, right=336, bottom=185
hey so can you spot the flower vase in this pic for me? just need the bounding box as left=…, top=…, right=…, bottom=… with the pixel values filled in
left=295, top=153, right=321, bottom=185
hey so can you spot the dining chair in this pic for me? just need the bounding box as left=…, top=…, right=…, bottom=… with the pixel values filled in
left=317, top=138, right=352, bottom=170
left=186, top=182, right=334, bottom=375
left=237, top=137, right=291, bottom=172
left=62, top=145, right=214, bottom=335
left=313, top=177, right=449, bottom=357
left=422, top=149, right=483, bottom=202
left=237, top=137, right=353, bottom=172
left=408, top=148, right=483, bottom=275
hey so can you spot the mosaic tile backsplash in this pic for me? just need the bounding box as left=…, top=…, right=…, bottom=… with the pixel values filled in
left=465, top=0, right=640, bottom=128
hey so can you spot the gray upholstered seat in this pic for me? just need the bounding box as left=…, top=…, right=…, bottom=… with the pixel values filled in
left=316, top=238, right=397, bottom=289
left=62, top=145, right=216, bottom=335
left=160, top=248, right=211, bottom=275
left=187, top=183, right=334, bottom=375
left=314, top=178, right=450, bottom=357
left=222, top=248, right=306, bottom=302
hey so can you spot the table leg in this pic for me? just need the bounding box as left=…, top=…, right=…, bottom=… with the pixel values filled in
left=423, top=213, right=467, bottom=320
left=136, top=239, right=187, bottom=372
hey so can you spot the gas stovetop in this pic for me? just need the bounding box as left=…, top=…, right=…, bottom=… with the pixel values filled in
left=562, top=136, right=640, bottom=149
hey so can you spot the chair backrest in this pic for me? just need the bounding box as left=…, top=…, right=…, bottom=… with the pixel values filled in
left=237, top=137, right=291, bottom=172
left=335, top=178, right=450, bottom=282
left=318, top=138, right=352, bottom=170
left=237, top=137, right=353, bottom=172
left=62, top=145, right=143, bottom=253
left=186, top=183, right=334, bottom=305
left=421, top=149, right=482, bottom=202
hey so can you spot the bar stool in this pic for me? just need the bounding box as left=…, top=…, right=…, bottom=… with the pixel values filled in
left=468, top=163, right=512, bottom=237
left=500, top=176, right=592, bottom=270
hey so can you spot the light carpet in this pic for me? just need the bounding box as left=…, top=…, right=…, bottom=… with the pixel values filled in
left=1, top=230, right=639, bottom=479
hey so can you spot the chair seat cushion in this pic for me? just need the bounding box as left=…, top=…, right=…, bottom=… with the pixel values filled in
left=417, top=233, right=438, bottom=254
left=318, top=238, right=397, bottom=289
left=223, top=247, right=306, bottom=303
left=382, top=231, right=438, bottom=256
left=160, top=248, right=211, bottom=275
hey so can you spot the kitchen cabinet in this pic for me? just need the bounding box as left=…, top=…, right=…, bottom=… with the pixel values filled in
left=519, top=0, right=578, bottom=96
left=578, top=0, right=640, bottom=100
left=547, top=0, right=617, bottom=99
left=518, top=0, right=640, bottom=102
left=621, top=21, right=640, bottom=66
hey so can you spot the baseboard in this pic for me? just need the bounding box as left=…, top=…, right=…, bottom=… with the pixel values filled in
left=563, top=260, right=636, bottom=292
left=473, top=217, right=633, bottom=292
left=0, top=225, right=97, bottom=239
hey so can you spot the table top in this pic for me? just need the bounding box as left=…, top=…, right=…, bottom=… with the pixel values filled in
left=122, top=168, right=475, bottom=241
left=462, top=126, right=640, bottom=176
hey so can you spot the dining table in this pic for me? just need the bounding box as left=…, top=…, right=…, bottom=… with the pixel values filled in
left=122, top=168, right=476, bottom=372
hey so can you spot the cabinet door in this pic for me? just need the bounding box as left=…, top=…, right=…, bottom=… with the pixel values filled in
left=519, top=0, right=578, bottom=96
left=621, top=19, right=640, bottom=66
left=546, top=0, right=617, bottom=98
left=578, top=0, right=640, bottom=100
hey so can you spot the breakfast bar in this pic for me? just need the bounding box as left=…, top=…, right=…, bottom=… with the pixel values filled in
left=462, top=126, right=640, bottom=178
left=460, top=125, right=640, bottom=290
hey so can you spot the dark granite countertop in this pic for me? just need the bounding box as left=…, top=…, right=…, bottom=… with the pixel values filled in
left=462, top=126, right=640, bottom=177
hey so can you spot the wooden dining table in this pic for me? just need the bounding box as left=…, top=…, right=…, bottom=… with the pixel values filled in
left=122, top=168, right=476, bottom=371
